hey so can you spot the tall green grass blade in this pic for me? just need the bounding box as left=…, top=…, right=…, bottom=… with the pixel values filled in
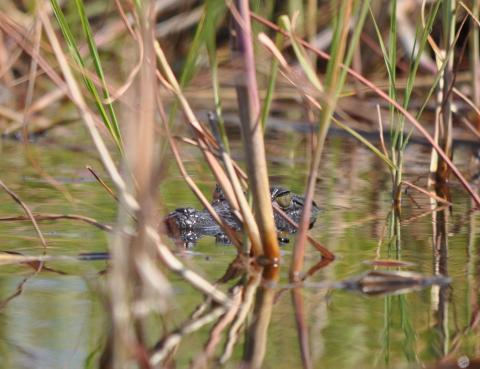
left=74, top=0, right=123, bottom=152
left=388, top=0, right=398, bottom=144
left=368, top=5, right=398, bottom=158
left=369, top=8, right=397, bottom=99
left=416, top=16, right=467, bottom=123
left=205, top=0, right=228, bottom=150
left=402, top=2, right=441, bottom=110
left=370, top=1, right=440, bottom=202
left=336, top=0, right=370, bottom=92
left=49, top=0, right=123, bottom=153
left=332, top=117, right=396, bottom=170
left=279, top=16, right=323, bottom=91
left=396, top=2, right=441, bottom=153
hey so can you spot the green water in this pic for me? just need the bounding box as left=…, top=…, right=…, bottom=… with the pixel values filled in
left=0, top=129, right=479, bottom=369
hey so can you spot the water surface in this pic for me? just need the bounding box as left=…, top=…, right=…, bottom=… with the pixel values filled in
left=0, top=128, right=479, bottom=369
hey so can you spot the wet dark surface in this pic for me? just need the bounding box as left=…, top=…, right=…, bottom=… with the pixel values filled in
left=0, top=128, right=479, bottom=369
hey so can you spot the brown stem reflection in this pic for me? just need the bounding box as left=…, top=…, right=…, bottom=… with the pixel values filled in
left=242, top=268, right=279, bottom=369
left=291, top=288, right=313, bottom=369
left=431, top=198, right=450, bottom=358
left=439, top=181, right=480, bottom=362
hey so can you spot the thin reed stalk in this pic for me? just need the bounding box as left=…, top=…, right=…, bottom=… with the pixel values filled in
left=429, top=1, right=456, bottom=196
left=0, top=179, right=48, bottom=249
left=471, top=0, right=480, bottom=126
left=231, top=0, right=279, bottom=265
left=290, top=0, right=356, bottom=281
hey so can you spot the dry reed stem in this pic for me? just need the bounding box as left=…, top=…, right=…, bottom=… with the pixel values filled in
left=0, top=253, right=80, bottom=265
left=259, top=32, right=340, bottom=262
left=456, top=114, right=480, bottom=140
left=146, top=228, right=230, bottom=305
left=0, top=276, right=30, bottom=309
left=252, top=12, right=480, bottom=208
left=86, top=166, right=119, bottom=202
left=452, top=86, right=480, bottom=120
left=0, top=179, right=48, bottom=249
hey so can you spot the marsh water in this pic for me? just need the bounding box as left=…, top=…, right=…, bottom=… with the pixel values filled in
left=0, top=123, right=480, bottom=369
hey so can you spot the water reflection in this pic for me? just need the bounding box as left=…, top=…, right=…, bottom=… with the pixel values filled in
left=0, top=136, right=479, bottom=368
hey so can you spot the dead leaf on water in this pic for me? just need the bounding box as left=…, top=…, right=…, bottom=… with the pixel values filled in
left=338, top=270, right=451, bottom=296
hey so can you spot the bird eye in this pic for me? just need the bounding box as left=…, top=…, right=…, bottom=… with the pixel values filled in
left=275, top=192, right=292, bottom=208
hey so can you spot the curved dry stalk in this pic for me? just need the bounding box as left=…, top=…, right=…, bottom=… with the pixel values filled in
left=0, top=213, right=112, bottom=232
left=0, top=272, right=40, bottom=310
left=453, top=87, right=480, bottom=120
left=0, top=179, right=48, bottom=249
left=86, top=165, right=119, bottom=202
left=217, top=145, right=263, bottom=253
left=172, top=136, right=249, bottom=188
